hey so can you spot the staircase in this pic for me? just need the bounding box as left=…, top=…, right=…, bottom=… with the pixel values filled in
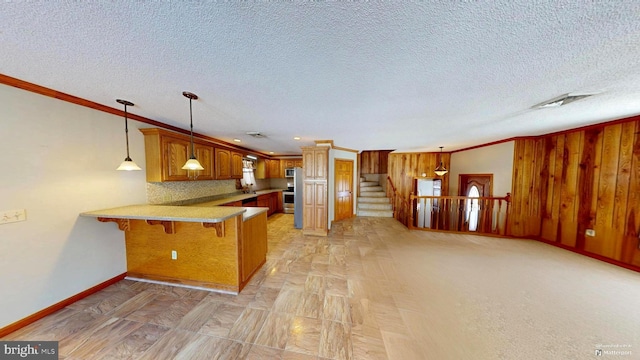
left=357, top=178, right=394, bottom=217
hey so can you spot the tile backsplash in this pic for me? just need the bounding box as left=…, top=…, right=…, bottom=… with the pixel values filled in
left=146, top=178, right=279, bottom=204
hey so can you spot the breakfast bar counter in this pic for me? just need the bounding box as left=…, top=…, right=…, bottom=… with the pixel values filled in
left=81, top=204, right=268, bottom=294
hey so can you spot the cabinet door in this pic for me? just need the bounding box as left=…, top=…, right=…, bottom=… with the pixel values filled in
left=269, top=159, right=281, bottom=178
left=314, top=149, right=328, bottom=180
left=303, top=151, right=315, bottom=179
left=231, top=151, right=243, bottom=179
left=303, top=182, right=317, bottom=230
left=194, top=144, right=214, bottom=180
left=313, top=182, right=327, bottom=230
left=162, top=137, right=190, bottom=181
left=215, top=148, right=232, bottom=179
left=294, top=159, right=303, bottom=168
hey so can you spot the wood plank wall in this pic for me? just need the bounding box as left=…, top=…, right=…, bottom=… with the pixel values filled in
left=360, top=150, right=392, bottom=174
left=510, top=120, right=640, bottom=267
left=387, top=152, right=451, bottom=206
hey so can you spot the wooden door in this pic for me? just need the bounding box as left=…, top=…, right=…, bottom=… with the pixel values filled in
left=459, top=174, right=493, bottom=232
left=335, top=159, right=354, bottom=221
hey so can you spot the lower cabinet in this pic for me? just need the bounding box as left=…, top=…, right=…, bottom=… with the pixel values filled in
left=240, top=211, right=268, bottom=284
left=303, top=181, right=327, bottom=236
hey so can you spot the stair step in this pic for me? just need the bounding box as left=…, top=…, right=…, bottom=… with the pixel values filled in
left=359, top=191, right=386, bottom=197
left=358, top=197, right=391, bottom=203
left=357, top=209, right=394, bottom=217
left=360, top=186, right=383, bottom=192
left=360, top=181, right=379, bottom=187
left=357, top=203, right=392, bottom=210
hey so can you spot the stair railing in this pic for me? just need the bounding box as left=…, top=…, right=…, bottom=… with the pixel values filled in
left=409, top=193, right=511, bottom=235
left=386, top=176, right=411, bottom=226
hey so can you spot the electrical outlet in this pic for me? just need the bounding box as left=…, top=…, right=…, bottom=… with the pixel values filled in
left=0, top=209, right=27, bottom=225
left=585, top=229, right=596, bottom=237
left=171, top=250, right=177, bottom=260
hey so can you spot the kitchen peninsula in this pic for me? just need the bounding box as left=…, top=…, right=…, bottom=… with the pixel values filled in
left=81, top=203, right=267, bottom=294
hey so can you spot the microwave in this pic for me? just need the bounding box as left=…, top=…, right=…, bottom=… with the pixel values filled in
left=285, top=168, right=295, bottom=177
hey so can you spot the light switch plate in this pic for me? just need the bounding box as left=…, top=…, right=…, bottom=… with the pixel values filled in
left=0, top=209, right=27, bottom=225
left=171, top=250, right=177, bottom=260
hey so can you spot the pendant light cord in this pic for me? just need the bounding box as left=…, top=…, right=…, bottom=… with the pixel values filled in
left=189, top=97, right=195, bottom=158
left=124, top=104, right=131, bottom=159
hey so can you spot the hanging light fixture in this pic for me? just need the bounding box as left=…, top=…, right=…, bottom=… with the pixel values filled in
left=115, top=99, right=141, bottom=171
left=181, top=91, right=204, bottom=170
left=434, top=146, right=448, bottom=176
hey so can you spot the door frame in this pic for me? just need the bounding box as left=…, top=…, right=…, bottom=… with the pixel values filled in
left=458, top=174, right=493, bottom=232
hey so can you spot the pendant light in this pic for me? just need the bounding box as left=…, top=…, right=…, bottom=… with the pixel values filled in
left=116, top=99, right=141, bottom=171
left=181, top=91, right=204, bottom=170
left=434, top=146, right=448, bottom=176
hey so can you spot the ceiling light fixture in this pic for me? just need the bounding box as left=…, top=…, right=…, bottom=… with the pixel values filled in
left=181, top=91, right=204, bottom=171
left=434, top=147, right=448, bottom=176
left=234, top=138, right=242, bottom=143
left=115, top=99, right=141, bottom=171
left=293, top=136, right=301, bottom=140
left=533, top=93, right=593, bottom=109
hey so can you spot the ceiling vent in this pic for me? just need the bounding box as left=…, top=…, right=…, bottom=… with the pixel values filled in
left=533, top=93, right=594, bottom=109
left=245, top=131, right=266, bottom=138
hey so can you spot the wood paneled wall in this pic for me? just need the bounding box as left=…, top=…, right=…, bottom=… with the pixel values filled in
left=510, top=120, right=640, bottom=267
left=360, top=150, right=392, bottom=174
left=387, top=151, right=451, bottom=204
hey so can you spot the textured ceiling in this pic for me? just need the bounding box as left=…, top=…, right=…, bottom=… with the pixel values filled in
left=2, top=2, right=640, bottom=154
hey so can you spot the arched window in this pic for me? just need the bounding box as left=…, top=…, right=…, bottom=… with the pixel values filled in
left=466, top=185, right=480, bottom=231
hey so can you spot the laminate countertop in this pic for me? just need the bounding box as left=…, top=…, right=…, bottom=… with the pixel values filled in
left=186, top=189, right=284, bottom=207
left=80, top=204, right=257, bottom=223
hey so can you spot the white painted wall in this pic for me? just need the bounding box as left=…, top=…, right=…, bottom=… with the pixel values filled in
left=449, top=141, right=514, bottom=197
left=328, top=149, right=358, bottom=228
left=0, top=84, right=148, bottom=328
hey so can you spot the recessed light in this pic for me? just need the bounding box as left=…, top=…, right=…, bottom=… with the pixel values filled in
left=293, top=136, right=301, bottom=140
left=269, top=151, right=274, bottom=154
left=233, top=138, right=241, bottom=142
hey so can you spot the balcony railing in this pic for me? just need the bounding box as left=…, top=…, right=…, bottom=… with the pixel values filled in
left=409, top=193, right=511, bottom=235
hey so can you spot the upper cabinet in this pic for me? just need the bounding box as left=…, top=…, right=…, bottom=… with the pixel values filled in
left=215, top=148, right=244, bottom=179
left=140, top=128, right=242, bottom=182
left=303, top=147, right=328, bottom=180
left=231, top=151, right=243, bottom=179
left=256, top=158, right=287, bottom=179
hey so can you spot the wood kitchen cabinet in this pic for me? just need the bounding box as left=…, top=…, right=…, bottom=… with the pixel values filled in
left=215, top=148, right=232, bottom=179
left=303, top=181, right=327, bottom=235
left=302, top=146, right=329, bottom=236
left=215, top=148, right=244, bottom=179
left=162, top=136, right=190, bottom=181
left=268, top=159, right=282, bottom=178
left=256, top=158, right=281, bottom=179
left=141, top=128, right=215, bottom=182
left=231, top=151, right=244, bottom=179
left=303, top=147, right=328, bottom=180
left=194, top=144, right=214, bottom=180
left=280, top=158, right=303, bottom=177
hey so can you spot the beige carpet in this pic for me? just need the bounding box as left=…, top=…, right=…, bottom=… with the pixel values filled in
left=385, top=229, right=640, bottom=359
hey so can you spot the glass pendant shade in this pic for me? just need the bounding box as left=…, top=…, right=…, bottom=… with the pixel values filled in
left=181, top=91, right=204, bottom=171
left=116, top=99, right=141, bottom=171
left=434, top=146, right=448, bottom=176
left=117, top=158, right=142, bottom=171
left=434, top=165, right=448, bottom=176
left=182, top=157, right=204, bottom=170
